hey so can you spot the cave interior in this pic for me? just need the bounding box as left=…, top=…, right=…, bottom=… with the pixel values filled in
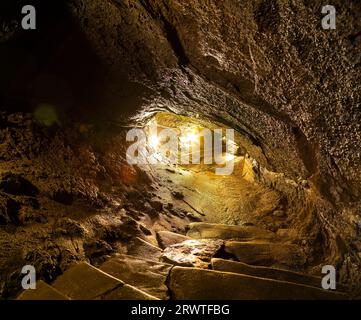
left=0, top=0, right=360, bottom=300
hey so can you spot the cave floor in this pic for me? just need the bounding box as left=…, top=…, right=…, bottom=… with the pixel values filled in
left=0, top=113, right=350, bottom=299
left=147, top=160, right=281, bottom=228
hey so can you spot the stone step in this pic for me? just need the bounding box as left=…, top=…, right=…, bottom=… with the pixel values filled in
left=127, top=237, right=163, bottom=261
left=17, top=280, right=70, bottom=300
left=187, top=222, right=276, bottom=241
left=167, top=267, right=347, bottom=300
left=100, top=254, right=172, bottom=299
left=224, top=241, right=306, bottom=268
left=52, top=262, right=158, bottom=300
left=156, top=231, right=192, bottom=249
left=161, top=239, right=223, bottom=268
left=211, top=258, right=348, bottom=292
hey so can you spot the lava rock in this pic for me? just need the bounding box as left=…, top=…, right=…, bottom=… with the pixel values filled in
left=0, top=173, right=39, bottom=196
left=156, top=231, right=191, bottom=249
left=148, top=200, right=163, bottom=211
left=99, top=216, right=140, bottom=242
left=210, top=258, right=329, bottom=289
left=161, top=239, right=224, bottom=268
left=273, top=210, right=286, bottom=218
left=100, top=254, right=172, bottom=299
left=54, top=218, right=85, bottom=237
left=139, top=224, right=152, bottom=235
left=83, top=239, right=114, bottom=263
left=50, top=190, right=74, bottom=205
left=25, top=246, right=61, bottom=282
left=22, top=197, right=40, bottom=210
left=127, top=237, right=163, bottom=261
left=186, top=212, right=202, bottom=221
left=167, top=267, right=345, bottom=300
left=0, top=193, right=21, bottom=225
left=224, top=241, right=307, bottom=268
left=171, top=191, right=184, bottom=200
left=187, top=222, right=276, bottom=241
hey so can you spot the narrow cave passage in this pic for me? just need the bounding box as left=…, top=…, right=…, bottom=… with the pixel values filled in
left=1, top=0, right=360, bottom=303
left=134, top=112, right=281, bottom=227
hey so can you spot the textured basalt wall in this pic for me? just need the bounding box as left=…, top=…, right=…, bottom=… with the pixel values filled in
left=1, top=0, right=360, bottom=287
left=66, top=0, right=361, bottom=285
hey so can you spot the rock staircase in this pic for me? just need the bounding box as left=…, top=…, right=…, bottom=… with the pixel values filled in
left=17, top=223, right=348, bottom=300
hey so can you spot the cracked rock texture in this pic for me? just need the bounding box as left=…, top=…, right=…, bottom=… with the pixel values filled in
left=66, top=0, right=361, bottom=286
left=0, top=0, right=360, bottom=295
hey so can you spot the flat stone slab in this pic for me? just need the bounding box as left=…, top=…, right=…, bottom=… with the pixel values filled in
left=187, top=222, right=276, bottom=241
left=156, top=231, right=191, bottom=249
left=96, top=284, right=159, bottom=300
left=52, top=262, right=123, bottom=300
left=162, top=239, right=223, bottom=268
left=168, top=267, right=346, bottom=300
left=127, top=237, right=163, bottom=261
left=224, top=241, right=306, bottom=268
left=17, top=280, right=70, bottom=300
left=211, top=258, right=327, bottom=289
left=100, top=254, right=172, bottom=299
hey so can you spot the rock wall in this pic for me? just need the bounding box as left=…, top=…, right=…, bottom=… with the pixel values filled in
left=67, top=0, right=361, bottom=286
left=0, top=0, right=360, bottom=289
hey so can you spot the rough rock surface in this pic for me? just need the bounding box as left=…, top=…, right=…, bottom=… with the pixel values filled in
left=156, top=230, right=191, bottom=249
left=17, top=280, right=70, bottom=300
left=167, top=266, right=346, bottom=300
left=187, top=222, right=276, bottom=241
left=52, top=262, right=158, bottom=300
left=162, top=239, right=223, bottom=268
left=100, top=254, right=172, bottom=299
left=62, top=0, right=361, bottom=288
left=224, top=241, right=307, bottom=268
left=0, top=0, right=361, bottom=296
left=211, top=258, right=328, bottom=290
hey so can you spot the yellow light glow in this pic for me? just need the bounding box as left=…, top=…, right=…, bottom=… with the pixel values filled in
left=180, top=129, right=199, bottom=146
left=184, top=132, right=198, bottom=143
left=224, top=153, right=235, bottom=161
left=148, top=135, right=160, bottom=148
